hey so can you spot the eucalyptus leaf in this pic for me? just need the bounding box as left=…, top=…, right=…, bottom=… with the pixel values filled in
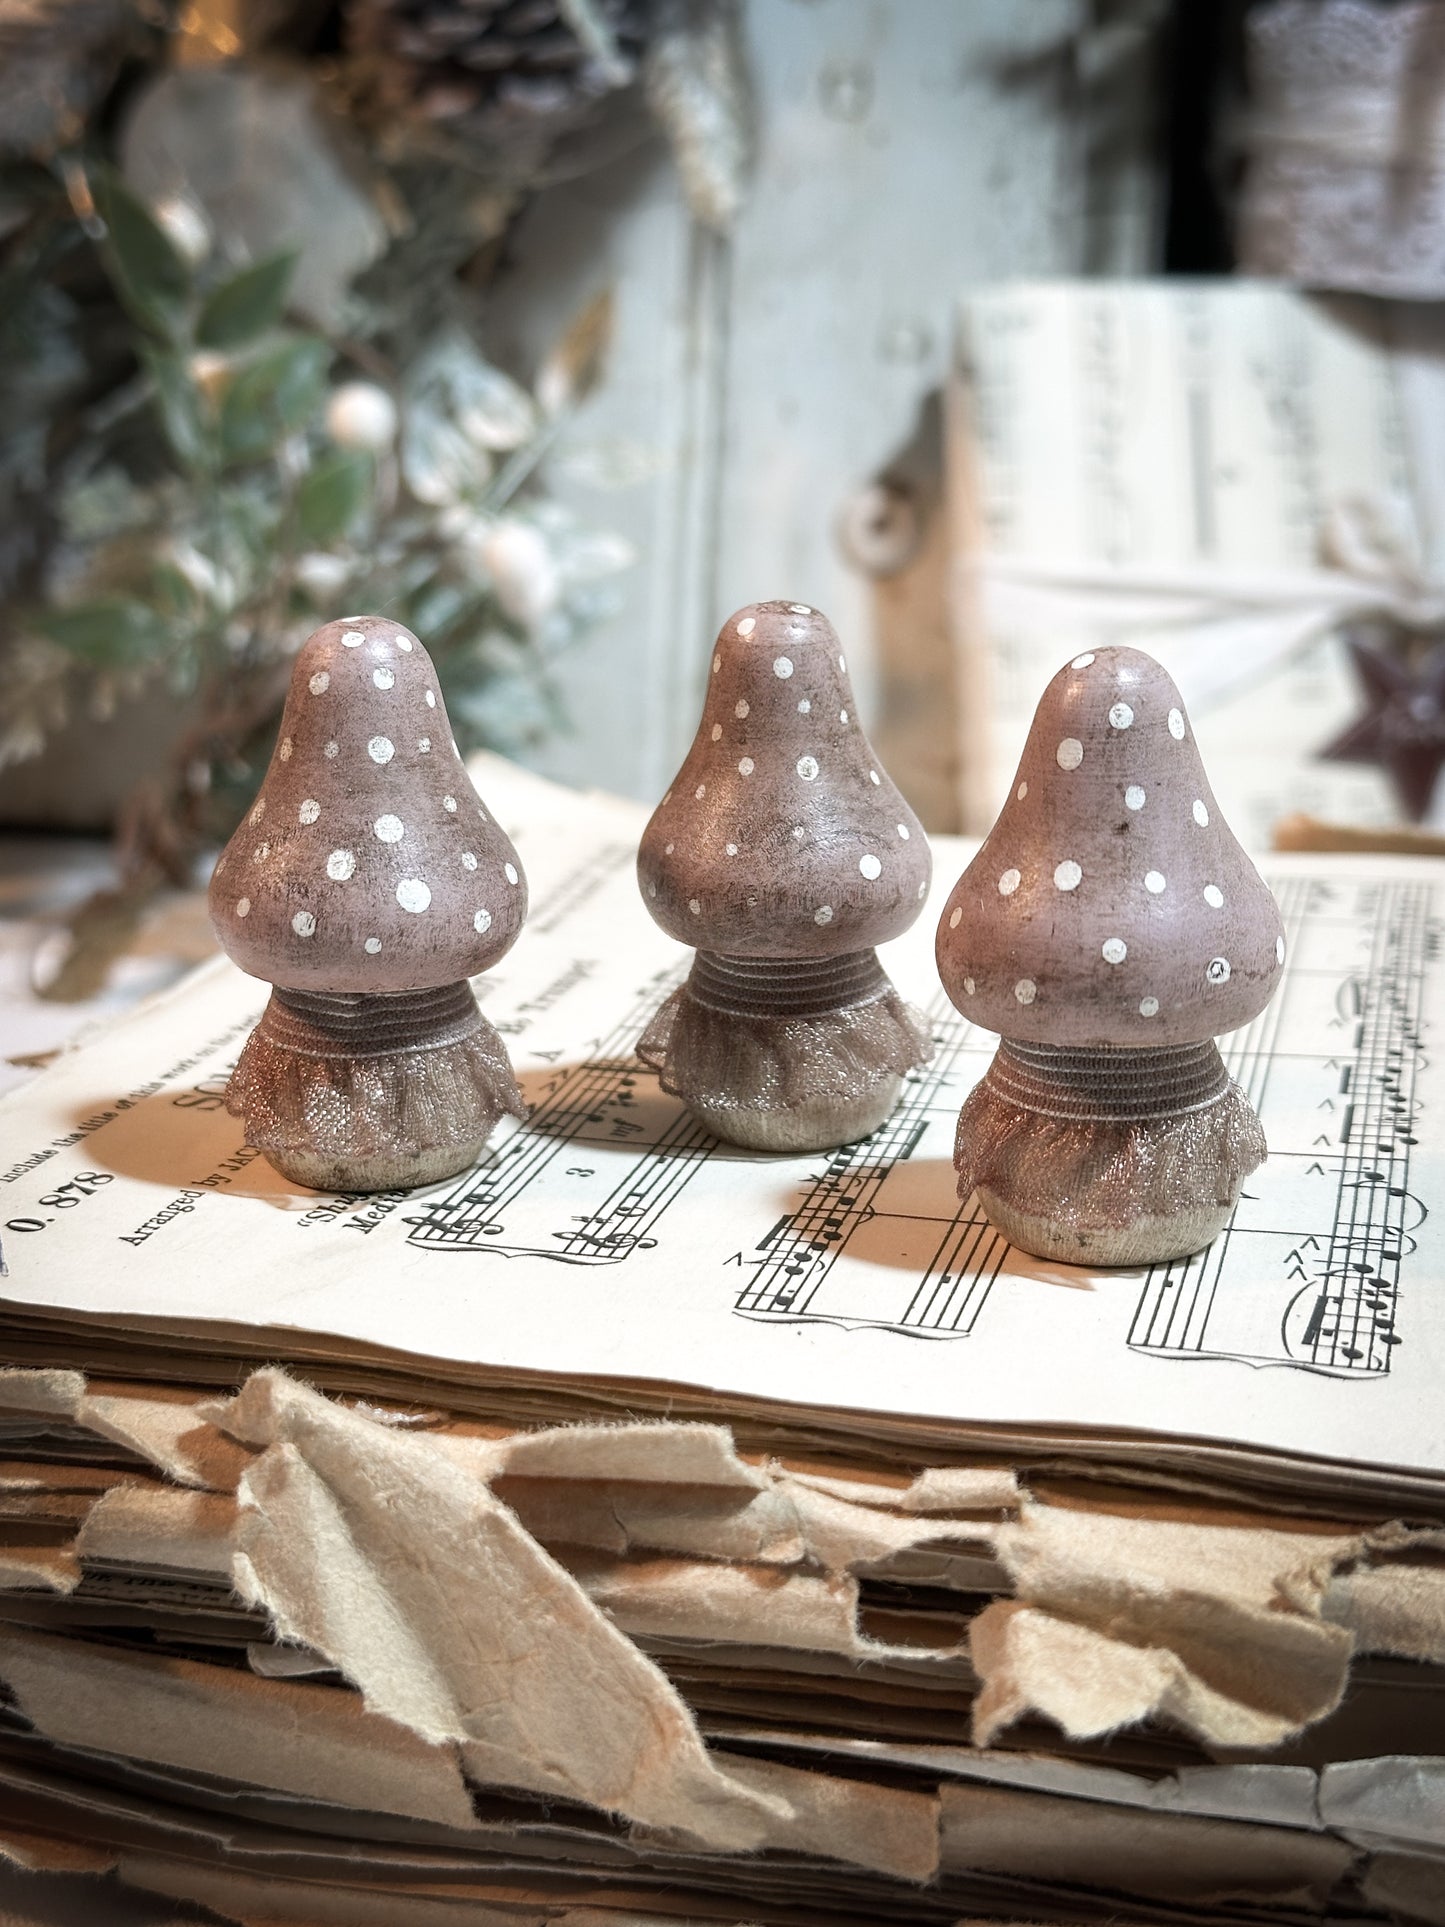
left=92, top=173, right=190, bottom=339
left=196, top=252, right=297, bottom=351
left=140, top=347, right=208, bottom=469
left=402, top=331, right=535, bottom=505
left=38, top=598, right=170, bottom=665
left=219, top=337, right=330, bottom=463
left=297, top=448, right=371, bottom=543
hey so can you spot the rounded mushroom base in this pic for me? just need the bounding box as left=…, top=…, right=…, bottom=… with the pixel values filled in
left=973, top=1187, right=1235, bottom=1268
left=686, top=1076, right=905, bottom=1155
left=638, top=950, right=934, bottom=1155
left=259, top=1135, right=494, bottom=1194
left=226, top=982, right=526, bottom=1195
left=954, top=1039, right=1266, bottom=1268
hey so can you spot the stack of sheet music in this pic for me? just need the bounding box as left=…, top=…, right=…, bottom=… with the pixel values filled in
left=0, top=754, right=1442, bottom=1925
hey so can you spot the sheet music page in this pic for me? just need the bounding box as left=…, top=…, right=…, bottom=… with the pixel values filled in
left=0, top=759, right=1441, bottom=1477
left=951, top=281, right=1445, bottom=846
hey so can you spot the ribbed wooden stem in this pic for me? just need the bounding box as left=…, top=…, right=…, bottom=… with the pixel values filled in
left=688, top=949, right=888, bottom=1018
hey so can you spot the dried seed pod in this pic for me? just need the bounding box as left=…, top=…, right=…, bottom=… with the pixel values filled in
left=209, top=616, right=527, bottom=1191
left=937, top=645, right=1285, bottom=1265
left=637, top=599, right=934, bottom=1151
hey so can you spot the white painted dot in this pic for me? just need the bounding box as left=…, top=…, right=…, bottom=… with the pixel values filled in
left=279, top=737, right=293, bottom=762
left=249, top=799, right=265, bottom=826
left=869, top=769, right=880, bottom=785
left=773, top=656, right=794, bottom=679
left=1102, top=937, right=1127, bottom=964
left=712, top=654, right=721, bottom=674
left=665, top=842, right=675, bottom=855
left=797, top=756, right=819, bottom=781
left=1168, top=708, right=1186, bottom=740
left=840, top=709, right=848, bottom=724
left=797, top=698, right=811, bottom=715
left=964, top=977, right=976, bottom=995
left=711, top=723, right=722, bottom=741
left=814, top=905, right=833, bottom=924
left=725, top=842, right=738, bottom=856
left=695, top=783, right=706, bottom=799
left=1014, top=978, right=1036, bottom=1004
left=1054, top=860, right=1082, bottom=891
left=324, top=740, right=338, bottom=759
left=443, top=795, right=457, bottom=813
left=395, top=634, right=413, bottom=652
left=253, top=842, right=269, bottom=862
left=364, top=936, right=381, bottom=954
left=897, top=824, right=910, bottom=839
left=648, top=883, right=657, bottom=898
left=298, top=798, right=320, bottom=825
left=396, top=878, right=431, bottom=914
left=860, top=854, right=882, bottom=880
left=789, top=604, right=811, bottom=615
left=374, top=815, right=404, bottom=843
left=1276, top=936, right=1286, bottom=964
left=341, top=630, right=365, bottom=648
left=236, top=896, right=250, bottom=918
left=737, top=616, right=756, bottom=637
left=838, top=655, right=846, bottom=672
left=917, top=880, right=926, bottom=898
left=1017, top=782, right=1028, bottom=800
left=735, top=699, right=750, bottom=719
left=689, top=898, right=701, bottom=916
left=738, top=757, right=754, bottom=775
left=1109, top=702, right=1134, bottom=730
left=998, top=868, right=1021, bottom=896
left=1125, top=784, right=1145, bottom=811
left=1145, top=871, right=1166, bottom=895
left=949, top=907, right=963, bottom=930
left=1203, top=884, right=1224, bottom=908
left=1193, top=799, right=1209, bottom=827
left=1056, top=737, right=1083, bottom=770
left=504, top=863, right=518, bottom=885
left=309, top=671, right=330, bottom=695
left=1140, top=996, right=1159, bottom=1018
left=373, top=667, right=395, bottom=690
left=1207, top=956, right=1231, bottom=984
left=473, top=909, right=492, bottom=934
left=368, top=736, right=394, bottom=765
left=1071, top=653, right=1095, bottom=668
left=418, top=737, right=431, bottom=753
left=292, top=910, right=316, bottom=938
left=792, top=826, right=805, bottom=840
left=425, top=690, right=436, bottom=708
left=461, top=851, right=477, bottom=871
left=326, top=849, right=355, bottom=881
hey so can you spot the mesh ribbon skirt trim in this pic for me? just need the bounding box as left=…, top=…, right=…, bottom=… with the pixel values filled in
left=227, top=983, right=525, bottom=1160
left=954, top=1041, right=1267, bottom=1227
left=638, top=951, right=935, bottom=1115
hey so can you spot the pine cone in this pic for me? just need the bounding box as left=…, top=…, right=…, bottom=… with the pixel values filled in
left=347, top=0, right=653, bottom=170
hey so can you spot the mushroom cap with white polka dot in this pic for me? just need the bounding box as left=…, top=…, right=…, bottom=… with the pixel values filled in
left=935, top=645, right=1284, bottom=1045
left=638, top=601, right=931, bottom=957
left=208, top=616, right=526, bottom=992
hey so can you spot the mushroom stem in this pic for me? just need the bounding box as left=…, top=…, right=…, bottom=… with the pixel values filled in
left=955, top=1038, right=1266, bottom=1266
left=226, top=981, right=525, bottom=1193
left=639, top=949, right=933, bottom=1153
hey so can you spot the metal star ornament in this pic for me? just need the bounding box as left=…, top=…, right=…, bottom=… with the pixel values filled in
left=1321, top=624, right=1445, bottom=822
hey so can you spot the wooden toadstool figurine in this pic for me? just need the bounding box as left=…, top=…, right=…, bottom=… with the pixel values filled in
left=937, top=645, right=1285, bottom=1265
left=637, top=600, right=934, bottom=1152
left=208, top=616, right=528, bottom=1192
